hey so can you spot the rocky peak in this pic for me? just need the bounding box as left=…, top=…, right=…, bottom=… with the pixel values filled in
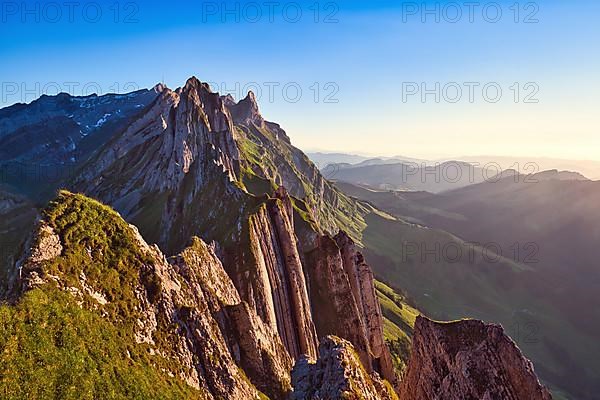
left=153, top=82, right=167, bottom=93
left=399, top=316, right=553, bottom=400
left=72, top=76, right=244, bottom=247
left=229, top=90, right=264, bottom=127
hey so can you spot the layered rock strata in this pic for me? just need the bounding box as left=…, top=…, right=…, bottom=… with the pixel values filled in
left=399, top=316, right=553, bottom=400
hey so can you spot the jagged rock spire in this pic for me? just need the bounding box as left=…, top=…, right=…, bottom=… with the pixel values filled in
left=229, top=90, right=264, bottom=126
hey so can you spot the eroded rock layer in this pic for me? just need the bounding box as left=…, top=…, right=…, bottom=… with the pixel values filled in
left=399, top=316, right=553, bottom=400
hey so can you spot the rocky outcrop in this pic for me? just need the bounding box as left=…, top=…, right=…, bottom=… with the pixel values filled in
left=9, top=224, right=63, bottom=294
left=241, top=188, right=319, bottom=360
left=172, top=238, right=293, bottom=400
left=12, top=192, right=291, bottom=400
left=229, top=91, right=265, bottom=127
left=291, top=336, right=397, bottom=400
left=399, top=316, right=553, bottom=400
left=226, top=301, right=293, bottom=399
left=231, top=185, right=397, bottom=388
left=336, top=232, right=397, bottom=384
left=304, top=231, right=398, bottom=387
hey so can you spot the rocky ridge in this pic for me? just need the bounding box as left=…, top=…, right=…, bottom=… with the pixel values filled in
left=291, top=336, right=398, bottom=400
left=9, top=192, right=290, bottom=399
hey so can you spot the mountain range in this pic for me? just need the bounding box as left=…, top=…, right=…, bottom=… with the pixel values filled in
left=0, top=77, right=557, bottom=399
left=336, top=172, right=600, bottom=400
left=309, top=152, right=600, bottom=182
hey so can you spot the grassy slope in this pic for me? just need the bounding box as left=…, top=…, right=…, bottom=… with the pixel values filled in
left=375, top=281, right=419, bottom=373
left=0, top=192, right=205, bottom=399
left=235, top=125, right=367, bottom=243
left=0, top=288, right=201, bottom=400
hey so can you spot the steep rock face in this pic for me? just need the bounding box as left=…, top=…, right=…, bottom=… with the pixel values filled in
left=77, top=77, right=239, bottom=194
left=226, top=302, right=294, bottom=399
left=10, top=192, right=291, bottom=400
left=304, top=231, right=398, bottom=386
left=172, top=238, right=293, bottom=400
left=239, top=187, right=319, bottom=360
left=399, top=316, right=553, bottom=400
left=291, top=336, right=397, bottom=400
left=228, top=91, right=265, bottom=127
left=335, top=232, right=397, bottom=384
left=73, top=77, right=246, bottom=251
left=229, top=185, right=397, bottom=386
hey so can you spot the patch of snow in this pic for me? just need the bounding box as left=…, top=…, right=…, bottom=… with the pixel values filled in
left=94, top=113, right=112, bottom=127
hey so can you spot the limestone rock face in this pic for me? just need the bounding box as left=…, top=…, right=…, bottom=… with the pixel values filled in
left=228, top=91, right=265, bottom=127
left=226, top=301, right=293, bottom=399
left=335, top=231, right=397, bottom=384
left=235, top=186, right=394, bottom=385
left=399, top=316, right=553, bottom=400
left=291, top=336, right=397, bottom=400
left=304, top=231, right=398, bottom=386
left=73, top=77, right=246, bottom=251
left=241, top=188, right=319, bottom=360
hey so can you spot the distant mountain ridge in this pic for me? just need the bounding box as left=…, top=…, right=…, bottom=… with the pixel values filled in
left=326, top=160, right=497, bottom=193
left=336, top=175, right=600, bottom=399
left=309, top=152, right=599, bottom=184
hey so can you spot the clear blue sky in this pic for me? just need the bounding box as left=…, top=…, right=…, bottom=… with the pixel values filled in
left=1, top=0, right=599, bottom=160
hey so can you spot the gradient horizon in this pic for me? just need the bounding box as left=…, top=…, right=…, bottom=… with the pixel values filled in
left=1, top=0, right=598, bottom=161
